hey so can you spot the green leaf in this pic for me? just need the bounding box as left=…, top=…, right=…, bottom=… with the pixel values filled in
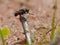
left=1, top=26, right=10, bottom=37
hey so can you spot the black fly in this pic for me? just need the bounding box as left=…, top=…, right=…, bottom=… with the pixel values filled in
left=14, top=8, right=29, bottom=16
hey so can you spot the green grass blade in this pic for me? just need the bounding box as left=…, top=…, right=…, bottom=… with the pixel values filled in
left=0, top=28, right=5, bottom=45
left=50, top=15, right=55, bottom=40
left=50, top=0, right=57, bottom=41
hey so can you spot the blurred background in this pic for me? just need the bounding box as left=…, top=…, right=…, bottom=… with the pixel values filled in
left=0, top=0, right=60, bottom=45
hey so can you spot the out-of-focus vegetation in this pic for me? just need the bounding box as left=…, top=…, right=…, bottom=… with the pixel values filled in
left=0, top=26, right=10, bottom=45
left=50, top=0, right=57, bottom=41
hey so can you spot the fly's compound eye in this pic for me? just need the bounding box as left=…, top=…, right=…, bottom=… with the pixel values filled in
left=26, top=9, right=29, bottom=13
left=14, top=11, right=20, bottom=16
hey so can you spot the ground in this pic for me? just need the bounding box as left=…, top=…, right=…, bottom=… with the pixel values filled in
left=0, top=0, right=60, bottom=45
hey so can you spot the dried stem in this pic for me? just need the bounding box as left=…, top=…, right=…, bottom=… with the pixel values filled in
left=20, top=15, right=32, bottom=45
